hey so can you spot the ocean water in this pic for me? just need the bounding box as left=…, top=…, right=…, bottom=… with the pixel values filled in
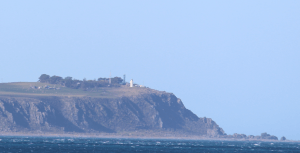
left=0, top=136, right=299, bottom=152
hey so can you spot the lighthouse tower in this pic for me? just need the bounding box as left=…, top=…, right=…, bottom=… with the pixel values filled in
left=130, top=79, right=133, bottom=87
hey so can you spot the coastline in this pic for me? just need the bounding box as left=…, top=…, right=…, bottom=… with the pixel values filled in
left=0, top=132, right=297, bottom=143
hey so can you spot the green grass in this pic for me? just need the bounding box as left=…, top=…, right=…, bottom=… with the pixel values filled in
left=0, top=82, right=153, bottom=98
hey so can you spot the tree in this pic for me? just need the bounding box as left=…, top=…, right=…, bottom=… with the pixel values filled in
left=111, top=77, right=123, bottom=84
left=98, top=78, right=105, bottom=81
left=49, top=75, right=63, bottom=84
left=65, top=76, right=72, bottom=80
left=64, top=77, right=73, bottom=87
left=39, top=74, right=50, bottom=83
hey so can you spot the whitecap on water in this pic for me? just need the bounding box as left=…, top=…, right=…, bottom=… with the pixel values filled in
left=177, top=143, right=186, bottom=146
left=55, top=139, right=65, bottom=142
left=116, top=141, right=124, bottom=144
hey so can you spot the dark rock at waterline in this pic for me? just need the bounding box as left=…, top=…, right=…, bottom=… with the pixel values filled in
left=280, top=136, right=286, bottom=141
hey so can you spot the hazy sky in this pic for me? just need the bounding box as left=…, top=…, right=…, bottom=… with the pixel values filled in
left=1, top=1, right=299, bottom=140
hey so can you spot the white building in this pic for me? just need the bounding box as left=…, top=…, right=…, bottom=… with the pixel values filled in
left=130, top=79, right=133, bottom=87
left=109, top=72, right=111, bottom=84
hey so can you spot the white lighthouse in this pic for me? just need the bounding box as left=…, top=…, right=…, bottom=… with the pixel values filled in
left=130, top=79, right=133, bottom=87
left=109, top=72, right=111, bottom=84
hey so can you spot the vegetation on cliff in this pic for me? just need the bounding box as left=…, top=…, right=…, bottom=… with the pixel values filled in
left=39, top=74, right=123, bottom=89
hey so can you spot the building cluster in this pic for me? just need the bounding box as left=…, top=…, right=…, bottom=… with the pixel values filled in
left=101, top=73, right=146, bottom=88
left=129, top=79, right=145, bottom=88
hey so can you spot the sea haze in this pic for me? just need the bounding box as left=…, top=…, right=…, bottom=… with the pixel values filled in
left=0, top=136, right=299, bottom=152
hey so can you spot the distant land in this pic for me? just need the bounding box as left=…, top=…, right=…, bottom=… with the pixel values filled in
left=0, top=74, right=287, bottom=141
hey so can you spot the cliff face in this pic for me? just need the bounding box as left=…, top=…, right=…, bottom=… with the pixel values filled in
left=0, top=92, right=225, bottom=136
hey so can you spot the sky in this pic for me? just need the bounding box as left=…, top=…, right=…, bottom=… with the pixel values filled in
left=0, top=1, right=299, bottom=140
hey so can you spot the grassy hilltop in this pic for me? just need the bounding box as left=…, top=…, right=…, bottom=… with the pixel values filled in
left=0, top=82, right=152, bottom=98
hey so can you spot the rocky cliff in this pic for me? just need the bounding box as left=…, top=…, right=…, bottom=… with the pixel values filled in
left=0, top=92, right=225, bottom=136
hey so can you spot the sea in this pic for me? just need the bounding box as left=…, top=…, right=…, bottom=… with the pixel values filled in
left=0, top=136, right=299, bottom=152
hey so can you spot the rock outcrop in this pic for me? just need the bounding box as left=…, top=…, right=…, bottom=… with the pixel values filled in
left=280, top=136, right=286, bottom=141
left=223, top=132, right=278, bottom=140
left=0, top=92, right=225, bottom=136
